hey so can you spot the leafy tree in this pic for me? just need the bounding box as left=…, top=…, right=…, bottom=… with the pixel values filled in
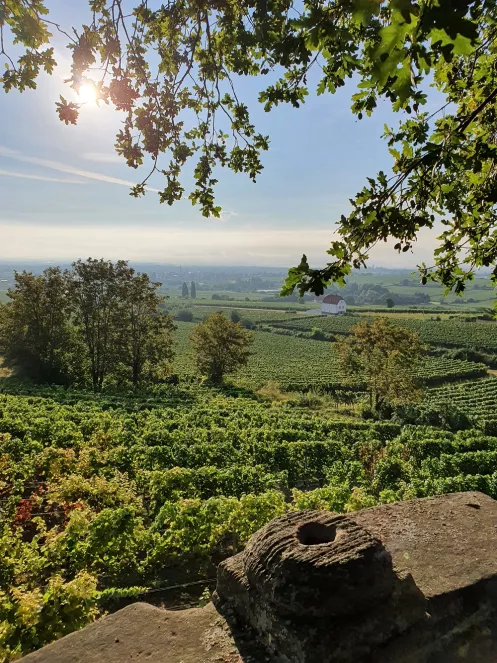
left=176, top=309, right=194, bottom=322
left=181, top=282, right=189, bottom=299
left=386, top=298, right=395, bottom=309
left=68, top=259, right=127, bottom=391
left=119, top=272, right=175, bottom=386
left=0, top=268, right=78, bottom=383
left=67, top=259, right=175, bottom=390
left=4, top=1, right=497, bottom=292
left=338, top=318, right=426, bottom=411
left=190, top=313, right=253, bottom=383
left=190, top=282, right=197, bottom=299
left=230, top=310, right=241, bottom=324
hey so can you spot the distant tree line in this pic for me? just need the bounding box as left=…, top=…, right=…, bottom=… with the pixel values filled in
left=338, top=283, right=430, bottom=307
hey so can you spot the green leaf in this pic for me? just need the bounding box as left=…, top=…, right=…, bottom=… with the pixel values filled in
left=351, top=0, right=380, bottom=26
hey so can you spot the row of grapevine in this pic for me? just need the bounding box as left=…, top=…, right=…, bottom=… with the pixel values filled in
left=272, top=315, right=497, bottom=351
left=426, top=378, right=497, bottom=429
left=173, top=323, right=488, bottom=389
left=2, top=374, right=497, bottom=658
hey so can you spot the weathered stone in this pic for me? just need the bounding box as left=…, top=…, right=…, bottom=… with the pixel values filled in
left=19, top=492, right=497, bottom=663
left=242, top=510, right=398, bottom=617
left=217, top=546, right=427, bottom=662
left=215, top=492, right=497, bottom=663
left=352, top=491, right=497, bottom=600
left=19, top=601, right=266, bottom=663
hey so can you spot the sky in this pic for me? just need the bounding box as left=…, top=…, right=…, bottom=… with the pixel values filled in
left=0, top=1, right=440, bottom=269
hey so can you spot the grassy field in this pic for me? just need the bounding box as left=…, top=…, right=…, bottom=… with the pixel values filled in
left=163, top=303, right=299, bottom=323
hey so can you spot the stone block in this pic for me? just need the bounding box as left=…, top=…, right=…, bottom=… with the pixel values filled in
left=215, top=492, right=497, bottom=662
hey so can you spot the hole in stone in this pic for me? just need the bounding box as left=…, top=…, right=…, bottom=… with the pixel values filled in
left=297, top=522, right=337, bottom=546
left=466, top=502, right=480, bottom=509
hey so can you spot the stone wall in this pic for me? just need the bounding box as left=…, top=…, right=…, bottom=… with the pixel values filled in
left=216, top=491, right=497, bottom=662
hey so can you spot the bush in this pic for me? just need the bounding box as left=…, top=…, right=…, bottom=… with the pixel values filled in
left=310, top=327, right=326, bottom=340
left=360, top=406, right=376, bottom=420
left=240, top=318, right=256, bottom=330
left=176, top=310, right=194, bottom=322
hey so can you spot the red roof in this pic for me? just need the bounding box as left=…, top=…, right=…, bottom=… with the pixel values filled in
left=322, top=294, right=344, bottom=305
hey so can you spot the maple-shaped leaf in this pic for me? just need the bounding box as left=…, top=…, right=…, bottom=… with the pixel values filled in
left=55, top=97, right=80, bottom=125
left=109, top=77, right=139, bottom=112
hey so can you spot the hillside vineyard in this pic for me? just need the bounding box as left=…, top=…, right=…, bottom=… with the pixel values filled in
left=4, top=302, right=497, bottom=660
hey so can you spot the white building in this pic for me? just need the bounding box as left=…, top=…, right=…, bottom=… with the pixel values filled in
left=321, top=294, right=346, bottom=315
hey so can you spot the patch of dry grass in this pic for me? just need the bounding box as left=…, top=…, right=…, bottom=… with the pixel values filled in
left=0, top=356, right=12, bottom=378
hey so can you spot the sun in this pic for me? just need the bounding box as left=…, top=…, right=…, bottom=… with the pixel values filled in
left=78, top=82, right=98, bottom=105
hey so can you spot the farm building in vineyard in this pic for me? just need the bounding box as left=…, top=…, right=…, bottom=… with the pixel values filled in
left=321, top=294, right=346, bottom=315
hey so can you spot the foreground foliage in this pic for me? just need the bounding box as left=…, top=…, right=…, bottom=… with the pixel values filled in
left=2, top=376, right=497, bottom=657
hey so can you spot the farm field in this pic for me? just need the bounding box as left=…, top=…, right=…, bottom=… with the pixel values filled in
left=172, top=323, right=488, bottom=390
left=164, top=297, right=307, bottom=313
left=341, top=273, right=495, bottom=308
left=164, top=304, right=297, bottom=324
left=4, top=307, right=497, bottom=659
left=272, top=315, right=497, bottom=352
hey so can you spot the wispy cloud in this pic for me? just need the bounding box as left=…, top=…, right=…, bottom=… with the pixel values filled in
left=0, top=147, right=160, bottom=193
left=83, top=152, right=123, bottom=164
left=0, top=169, right=86, bottom=184
left=219, top=208, right=239, bottom=223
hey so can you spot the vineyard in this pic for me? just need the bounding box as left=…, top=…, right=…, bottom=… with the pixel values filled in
left=173, top=323, right=487, bottom=390
left=3, top=311, right=497, bottom=660
left=272, top=315, right=497, bottom=351
left=427, top=378, right=497, bottom=427
left=3, top=381, right=497, bottom=659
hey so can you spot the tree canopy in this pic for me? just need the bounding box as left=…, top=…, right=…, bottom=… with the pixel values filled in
left=0, top=259, right=175, bottom=389
left=190, top=312, right=253, bottom=383
left=3, top=0, right=497, bottom=293
left=338, top=317, right=426, bottom=412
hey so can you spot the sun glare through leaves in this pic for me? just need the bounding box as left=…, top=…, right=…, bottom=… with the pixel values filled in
left=77, top=82, right=97, bottom=105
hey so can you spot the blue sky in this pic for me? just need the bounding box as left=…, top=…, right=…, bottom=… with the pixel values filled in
left=0, top=1, right=438, bottom=267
